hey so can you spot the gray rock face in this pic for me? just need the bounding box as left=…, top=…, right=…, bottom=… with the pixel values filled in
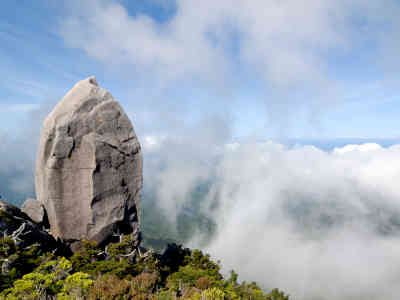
left=21, top=198, right=47, bottom=226
left=35, top=77, right=142, bottom=247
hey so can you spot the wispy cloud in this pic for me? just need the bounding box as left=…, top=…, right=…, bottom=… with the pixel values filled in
left=0, top=103, right=39, bottom=113
left=58, top=0, right=400, bottom=138
left=1, top=78, right=54, bottom=100
left=59, top=1, right=400, bottom=83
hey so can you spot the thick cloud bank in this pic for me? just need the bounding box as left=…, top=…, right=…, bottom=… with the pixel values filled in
left=143, top=137, right=400, bottom=300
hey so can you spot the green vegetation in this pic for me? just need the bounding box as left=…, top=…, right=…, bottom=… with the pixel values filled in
left=0, top=235, right=290, bottom=299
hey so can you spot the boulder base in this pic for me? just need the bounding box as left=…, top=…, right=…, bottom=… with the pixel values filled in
left=0, top=201, right=56, bottom=250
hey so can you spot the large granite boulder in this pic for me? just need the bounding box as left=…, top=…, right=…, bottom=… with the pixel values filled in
left=35, top=77, right=142, bottom=248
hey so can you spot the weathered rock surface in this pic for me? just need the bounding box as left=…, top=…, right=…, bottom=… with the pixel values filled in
left=35, top=77, right=142, bottom=248
left=21, top=197, right=47, bottom=226
left=0, top=201, right=57, bottom=250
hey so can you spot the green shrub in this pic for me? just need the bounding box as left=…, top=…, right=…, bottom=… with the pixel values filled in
left=70, top=239, right=101, bottom=274
left=0, top=238, right=16, bottom=259
left=57, top=272, right=94, bottom=299
left=265, top=288, right=290, bottom=300
left=0, top=238, right=51, bottom=291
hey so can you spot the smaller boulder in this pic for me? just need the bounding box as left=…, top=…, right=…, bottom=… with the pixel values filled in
left=21, top=198, right=48, bottom=227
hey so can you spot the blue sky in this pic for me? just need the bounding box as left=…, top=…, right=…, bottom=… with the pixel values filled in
left=1, top=0, right=400, bottom=140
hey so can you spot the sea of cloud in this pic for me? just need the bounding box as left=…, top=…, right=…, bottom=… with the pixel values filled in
left=142, top=135, right=400, bottom=300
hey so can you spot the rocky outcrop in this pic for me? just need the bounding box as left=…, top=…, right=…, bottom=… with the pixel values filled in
left=35, top=77, right=142, bottom=249
left=0, top=201, right=56, bottom=250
